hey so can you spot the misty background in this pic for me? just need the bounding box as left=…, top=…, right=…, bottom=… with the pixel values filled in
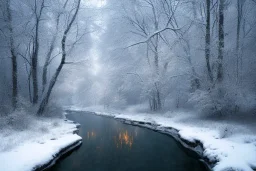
left=0, top=0, right=256, bottom=117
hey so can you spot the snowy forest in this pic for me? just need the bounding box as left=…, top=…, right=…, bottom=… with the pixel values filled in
left=1, top=0, right=256, bottom=171
left=1, top=0, right=256, bottom=115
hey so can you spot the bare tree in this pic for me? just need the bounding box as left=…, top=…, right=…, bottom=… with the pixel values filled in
left=2, top=0, right=18, bottom=109
left=37, top=0, right=81, bottom=115
left=236, top=0, right=246, bottom=84
left=42, top=4, right=63, bottom=93
left=217, top=0, right=225, bottom=83
left=149, top=0, right=162, bottom=111
left=31, top=0, right=46, bottom=104
left=7, top=0, right=18, bottom=109
left=205, top=0, right=213, bottom=83
left=124, top=0, right=161, bottom=111
left=124, top=0, right=182, bottom=111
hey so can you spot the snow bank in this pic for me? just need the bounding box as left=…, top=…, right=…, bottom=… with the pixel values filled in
left=0, top=134, right=81, bottom=171
left=0, top=117, right=82, bottom=171
left=72, top=106, right=256, bottom=171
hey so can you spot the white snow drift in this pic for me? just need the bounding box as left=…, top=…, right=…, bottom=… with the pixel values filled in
left=0, top=116, right=82, bottom=171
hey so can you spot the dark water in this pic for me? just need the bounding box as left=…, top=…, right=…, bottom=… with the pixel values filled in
left=49, top=111, right=206, bottom=171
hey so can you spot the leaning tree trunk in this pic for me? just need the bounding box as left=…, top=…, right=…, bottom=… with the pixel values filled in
left=217, top=0, right=225, bottom=83
left=37, top=0, right=81, bottom=115
left=7, top=0, right=18, bottom=109
left=37, top=58, right=65, bottom=115
left=42, top=12, right=61, bottom=93
left=205, top=0, right=213, bottom=83
left=42, top=36, right=56, bottom=93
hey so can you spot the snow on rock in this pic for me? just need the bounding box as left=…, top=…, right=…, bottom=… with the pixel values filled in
left=72, top=106, right=256, bottom=171
left=0, top=117, right=82, bottom=171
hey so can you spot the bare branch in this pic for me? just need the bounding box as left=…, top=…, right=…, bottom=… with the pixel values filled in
left=17, top=53, right=31, bottom=66
left=127, top=26, right=180, bottom=48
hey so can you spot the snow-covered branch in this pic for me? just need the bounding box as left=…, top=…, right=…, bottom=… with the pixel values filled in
left=127, top=27, right=180, bottom=48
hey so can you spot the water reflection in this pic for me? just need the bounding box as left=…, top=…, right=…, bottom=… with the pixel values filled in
left=86, top=129, right=137, bottom=149
left=115, top=130, right=134, bottom=149
left=49, top=113, right=206, bottom=171
left=87, top=131, right=96, bottom=139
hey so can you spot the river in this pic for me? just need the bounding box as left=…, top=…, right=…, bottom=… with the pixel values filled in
left=48, top=111, right=206, bottom=171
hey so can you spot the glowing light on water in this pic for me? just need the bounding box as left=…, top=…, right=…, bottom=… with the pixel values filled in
left=115, top=130, right=134, bottom=149
left=86, top=129, right=137, bottom=149
left=87, top=130, right=96, bottom=139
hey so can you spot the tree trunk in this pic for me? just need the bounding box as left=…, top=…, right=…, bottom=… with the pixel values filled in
left=31, top=0, right=45, bottom=104
left=37, top=0, right=81, bottom=115
left=42, top=13, right=61, bottom=93
left=156, top=88, right=161, bottom=110
left=236, top=0, right=241, bottom=83
left=31, top=47, right=38, bottom=104
left=236, top=0, right=245, bottom=84
left=7, top=0, right=18, bottom=109
left=217, top=0, right=225, bottom=83
left=205, top=0, right=213, bottom=83
left=31, top=19, right=40, bottom=104
left=37, top=59, right=65, bottom=114
left=42, top=37, right=56, bottom=93
left=153, top=34, right=162, bottom=111
left=11, top=48, right=17, bottom=109
left=42, top=63, right=47, bottom=93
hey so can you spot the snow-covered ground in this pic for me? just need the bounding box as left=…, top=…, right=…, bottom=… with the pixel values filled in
left=0, top=114, right=82, bottom=171
left=69, top=105, right=256, bottom=171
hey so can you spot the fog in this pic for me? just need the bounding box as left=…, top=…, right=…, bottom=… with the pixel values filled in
left=0, top=0, right=256, bottom=116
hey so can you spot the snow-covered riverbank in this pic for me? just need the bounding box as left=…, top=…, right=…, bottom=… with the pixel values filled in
left=69, top=106, right=256, bottom=171
left=0, top=114, right=82, bottom=171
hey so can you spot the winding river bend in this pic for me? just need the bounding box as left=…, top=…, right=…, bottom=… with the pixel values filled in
left=48, top=111, right=206, bottom=171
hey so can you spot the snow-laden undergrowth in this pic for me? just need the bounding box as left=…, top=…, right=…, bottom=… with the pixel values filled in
left=0, top=111, right=82, bottom=171
left=70, top=105, right=256, bottom=171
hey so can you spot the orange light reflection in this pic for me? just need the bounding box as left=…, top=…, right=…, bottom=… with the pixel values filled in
left=114, top=130, right=134, bottom=149
left=87, top=130, right=96, bottom=139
